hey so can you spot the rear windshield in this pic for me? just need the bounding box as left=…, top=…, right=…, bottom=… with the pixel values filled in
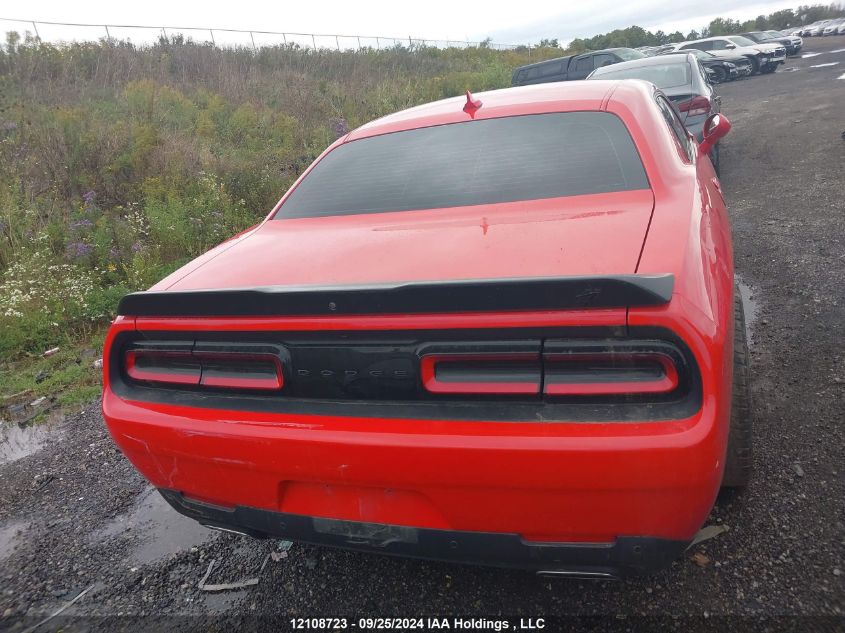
left=728, top=36, right=757, bottom=47
left=592, top=62, right=691, bottom=89
left=614, top=48, right=646, bottom=61
left=275, top=112, right=648, bottom=219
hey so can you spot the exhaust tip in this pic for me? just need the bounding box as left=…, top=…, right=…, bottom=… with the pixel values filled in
left=536, top=570, right=616, bottom=580
left=201, top=524, right=253, bottom=538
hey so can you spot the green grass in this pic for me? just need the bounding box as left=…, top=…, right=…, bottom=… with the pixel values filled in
left=0, top=332, right=106, bottom=412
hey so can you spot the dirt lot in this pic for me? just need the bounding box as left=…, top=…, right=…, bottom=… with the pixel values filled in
left=1, top=36, right=843, bottom=632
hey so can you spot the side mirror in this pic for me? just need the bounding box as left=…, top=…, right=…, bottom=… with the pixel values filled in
left=699, top=113, right=731, bottom=157
left=725, top=43, right=736, bottom=49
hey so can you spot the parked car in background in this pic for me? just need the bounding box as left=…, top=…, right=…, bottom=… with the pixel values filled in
left=740, top=30, right=803, bottom=56
left=822, top=18, right=845, bottom=35
left=673, top=36, right=786, bottom=74
left=512, top=48, right=644, bottom=86
left=800, top=20, right=832, bottom=36
left=762, top=30, right=804, bottom=54
left=838, top=21, right=845, bottom=34
left=659, top=48, right=753, bottom=82
left=587, top=53, right=724, bottom=172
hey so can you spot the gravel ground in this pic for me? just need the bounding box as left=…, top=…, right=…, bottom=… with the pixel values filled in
left=1, top=37, right=843, bottom=632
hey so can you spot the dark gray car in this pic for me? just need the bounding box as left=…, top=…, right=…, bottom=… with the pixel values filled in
left=587, top=54, right=723, bottom=171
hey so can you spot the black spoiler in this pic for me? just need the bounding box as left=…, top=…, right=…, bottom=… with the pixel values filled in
left=117, top=274, right=674, bottom=318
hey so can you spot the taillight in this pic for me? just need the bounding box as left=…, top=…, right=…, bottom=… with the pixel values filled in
left=126, top=350, right=201, bottom=385
left=121, top=338, right=688, bottom=401
left=678, top=96, right=711, bottom=117
left=125, top=345, right=284, bottom=391
left=420, top=353, right=541, bottom=395
left=543, top=352, right=678, bottom=396
left=419, top=340, right=685, bottom=398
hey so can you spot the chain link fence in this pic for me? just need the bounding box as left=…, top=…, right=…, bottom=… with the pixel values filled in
left=0, top=16, right=531, bottom=54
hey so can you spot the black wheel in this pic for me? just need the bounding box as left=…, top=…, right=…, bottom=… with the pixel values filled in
left=711, top=66, right=728, bottom=83
left=710, top=143, right=721, bottom=176
left=722, top=286, right=753, bottom=488
left=747, top=55, right=760, bottom=74
left=761, top=64, right=777, bottom=74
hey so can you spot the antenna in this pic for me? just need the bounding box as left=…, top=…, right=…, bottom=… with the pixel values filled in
left=463, top=90, right=482, bottom=115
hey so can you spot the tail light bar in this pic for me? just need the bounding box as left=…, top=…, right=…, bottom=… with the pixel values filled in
left=122, top=338, right=689, bottom=400
left=125, top=343, right=284, bottom=391
left=678, top=96, right=711, bottom=117
left=420, top=353, right=541, bottom=395
left=418, top=341, right=541, bottom=396
left=418, top=340, right=687, bottom=399
left=542, top=344, right=678, bottom=396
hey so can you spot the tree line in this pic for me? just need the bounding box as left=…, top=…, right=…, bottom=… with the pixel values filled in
left=553, top=3, right=845, bottom=53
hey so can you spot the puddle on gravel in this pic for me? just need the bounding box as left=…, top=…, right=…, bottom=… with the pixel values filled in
left=0, top=520, right=29, bottom=562
left=809, top=62, right=840, bottom=68
left=94, top=486, right=216, bottom=564
left=737, top=280, right=760, bottom=344
left=0, top=421, right=61, bottom=466
left=801, top=52, right=822, bottom=58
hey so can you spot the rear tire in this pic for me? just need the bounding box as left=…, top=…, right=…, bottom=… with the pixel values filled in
left=722, top=286, right=753, bottom=488
left=710, top=143, right=721, bottom=177
left=711, top=66, right=728, bottom=83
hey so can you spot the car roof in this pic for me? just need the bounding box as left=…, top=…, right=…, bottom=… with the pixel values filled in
left=513, top=47, right=637, bottom=72
left=590, top=53, right=693, bottom=75
left=348, top=81, right=635, bottom=141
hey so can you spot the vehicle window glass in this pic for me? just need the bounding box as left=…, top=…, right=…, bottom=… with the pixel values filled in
left=592, top=53, right=615, bottom=69
left=683, top=41, right=712, bottom=51
left=275, top=113, right=650, bottom=219
left=655, top=96, right=693, bottom=163
left=541, top=60, right=565, bottom=77
left=697, top=61, right=711, bottom=84
left=728, top=36, right=756, bottom=46
left=710, top=39, right=729, bottom=50
left=572, top=56, right=594, bottom=75
left=614, top=49, right=646, bottom=61
left=591, top=61, right=691, bottom=89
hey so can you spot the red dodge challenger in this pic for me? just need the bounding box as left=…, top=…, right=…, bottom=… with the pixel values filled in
left=103, top=80, right=751, bottom=578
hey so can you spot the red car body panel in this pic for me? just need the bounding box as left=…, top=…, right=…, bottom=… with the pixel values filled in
left=102, top=80, right=735, bottom=574
left=159, top=190, right=654, bottom=291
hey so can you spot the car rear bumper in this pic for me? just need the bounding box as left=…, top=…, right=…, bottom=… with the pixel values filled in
left=159, top=488, right=687, bottom=577
left=103, top=388, right=725, bottom=575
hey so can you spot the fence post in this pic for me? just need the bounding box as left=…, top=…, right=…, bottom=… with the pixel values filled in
left=375, top=36, right=380, bottom=50
left=32, top=21, right=40, bottom=40
left=104, top=25, right=110, bottom=41
left=336, top=35, right=340, bottom=50
left=250, top=31, right=256, bottom=51
left=209, top=29, right=215, bottom=45
left=312, top=34, right=316, bottom=50
left=357, top=36, right=361, bottom=49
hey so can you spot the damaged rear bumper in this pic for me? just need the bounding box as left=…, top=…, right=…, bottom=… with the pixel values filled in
left=159, top=489, right=687, bottom=578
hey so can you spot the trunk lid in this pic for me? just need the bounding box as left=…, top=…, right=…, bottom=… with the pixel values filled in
left=164, top=190, right=655, bottom=292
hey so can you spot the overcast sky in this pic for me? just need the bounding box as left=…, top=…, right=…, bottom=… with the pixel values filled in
left=1, top=0, right=801, bottom=47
